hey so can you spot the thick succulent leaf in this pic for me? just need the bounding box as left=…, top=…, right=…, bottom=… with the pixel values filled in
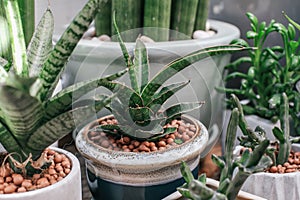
left=0, top=76, right=44, bottom=147
left=148, top=127, right=177, bottom=141
left=103, top=81, right=143, bottom=107
left=27, top=8, right=54, bottom=77
left=283, top=12, right=300, bottom=31
left=147, top=81, right=190, bottom=111
left=0, top=121, right=22, bottom=154
left=129, top=107, right=151, bottom=125
left=225, top=108, right=239, bottom=164
left=141, top=45, right=249, bottom=102
left=4, top=0, right=28, bottom=76
left=245, top=139, right=270, bottom=168
left=164, top=102, right=205, bottom=122
left=134, top=38, right=149, bottom=93
left=25, top=97, right=112, bottom=159
left=211, top=154, right=225, bottom=169
left=44, top=69, right=127, bottom=119
left=180, top=161, right=194, bottom=184
left=132, top=124, right=164, bottom=139
left=38, top=0, right=100, bottom=101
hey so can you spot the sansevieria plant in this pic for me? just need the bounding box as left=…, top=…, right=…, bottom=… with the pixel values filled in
left=91, top=15, right=249, bottom=141
left=0, top=0, right=126, bottom=175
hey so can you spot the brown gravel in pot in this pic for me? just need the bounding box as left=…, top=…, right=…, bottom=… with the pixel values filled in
left=87, top=118, right=198, bottom=152
left=267, top=149, right=300, bottom=174
left=0, top=149, right=72, bottom=194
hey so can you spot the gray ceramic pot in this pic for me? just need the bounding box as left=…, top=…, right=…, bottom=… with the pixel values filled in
left=75, top=115, right=209, bottom=200
left=60, top=20, right=240, bottom=155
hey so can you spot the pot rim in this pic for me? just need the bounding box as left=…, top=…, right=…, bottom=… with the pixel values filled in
left=0, top=147, right=79, bottom=198
left=76, top=114, right=209, bottom=169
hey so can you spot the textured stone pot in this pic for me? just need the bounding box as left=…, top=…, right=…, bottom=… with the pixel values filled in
left=0, top=147, right=81, bottom=200
left=76, top=115, right=209, bottom=200
left=240, top=144, right=300, bottom=200
left=60, top=20, right=240, bottom=155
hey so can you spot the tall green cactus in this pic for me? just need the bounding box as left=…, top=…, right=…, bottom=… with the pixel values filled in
left=170, top=0, right=199, bottom=40
left=143, top=0, right=172, bottom=41
left=111, top=0, right=142, bottom=42
left=194, top=0, right=210, bottom=31
left=178, top=107, right=272, bottom=200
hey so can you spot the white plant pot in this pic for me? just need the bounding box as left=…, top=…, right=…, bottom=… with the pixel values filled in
left=240, top=144, right=300, bottom=200
left=60, top=20, right=240, bottom=155
left=0, top=147, right=82, bottom=200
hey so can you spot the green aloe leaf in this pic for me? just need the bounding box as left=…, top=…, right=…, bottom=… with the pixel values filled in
left=134, top=38, right=149, bottom=93
left=27, top=8, right=54, bottom=77
left=4, top=0, right=28, bottom=76
left=141, top=45, right=249, bottom=103
left=147, top=80, right=190, bottom=111
left=180, top=161, right=194, bottom=184
left=165, top=102, right=205, bottom=122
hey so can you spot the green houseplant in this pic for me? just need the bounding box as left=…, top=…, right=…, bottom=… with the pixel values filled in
left=218, top=12, right=300, bottom=135
left=0, top=0, right=126, bottom=198
left=228, top=93, right=300, bottom=200
left=177, top=107, right=271, bottom=200
left=75, top=13, right=247, bottom=199
left=60, top=0, right=240, bottom=156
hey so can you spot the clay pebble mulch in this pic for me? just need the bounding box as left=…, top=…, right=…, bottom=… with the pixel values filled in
left=0, top=149, right=71, bottom=194
left=88, top=118, right=198, bottom=153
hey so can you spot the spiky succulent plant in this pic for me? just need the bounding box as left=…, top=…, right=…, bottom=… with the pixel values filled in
left=178, top=106, right=272, bottom=200
left=92, top=15, right=249, bottom=141
left=0, top=0, right=125, bottom=174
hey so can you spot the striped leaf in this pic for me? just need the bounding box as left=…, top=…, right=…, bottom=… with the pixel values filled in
left=129, top=107, right=151, bottom=125
left=147, top=80, right=190, bottom=110
left=44, top=69, right=127, bottom=119
left=112, top=12, right=137, bottom=91
left=133, top=38, right=149, bottom=93
left=38, top=0, right=100, bottom=101
left=0, top=121, right=22, bottom=154
left=0, top=77, right=44, bottom=147
left=25, top=97, right=112, bottom=160
left=27, top=8, right=54, bottom=77
left=4, top=0, right=28, bottom=76
left=141, top=45, right=249, bottom=101
left=165, top=102, right=205, bottom=122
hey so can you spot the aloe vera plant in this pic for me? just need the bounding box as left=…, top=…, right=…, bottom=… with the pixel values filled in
left=217, top=12, right=300, bottom=133
left=89, top=15, right=249, bottom=141
left=178, top=107, right=272, bottom=200
left=0, top=0, right=126, bottom=175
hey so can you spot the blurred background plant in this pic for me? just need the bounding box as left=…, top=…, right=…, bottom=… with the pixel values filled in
left=217, top=12, right=300, bottom=134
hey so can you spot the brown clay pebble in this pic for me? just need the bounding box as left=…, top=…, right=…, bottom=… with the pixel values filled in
left=269, top=166, right=278, bottom=173
left=5, top=176, right=12, bottom=183
left=54, top=154, right=63, bottom=163
left=21, top=180, right=32, bottom=188
left=12, top=174, right=23, bottom=186
left=17, top=187, right=27, bottom=193
left=4, top=184, right=17, bottom=194
left=158, top=141, right=166, bottom=147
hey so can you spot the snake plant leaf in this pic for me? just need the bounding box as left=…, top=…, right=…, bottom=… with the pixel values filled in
left=133, top=38, right=150, bottom=93
left=147, top=80, right=190, bottom=110
left=25, top=99, right=112, bottom=159
left=164, top=102, right=205, bottom=122
left=141, top=45, right=249, bottom=103
left=225, top=108, right=239, bottom=164
left=148, top=127, right=177, bottom=141
left=38, top=0, right=100, bottom=101
left=0, top=76, right=44, bottom=147
left=27, top=8, right=54, bottom=77
left=0, top=121, right=22, bottom=153
left=44, top=69, right=127, bottom=119
left=4, top=0, right=28, bottom=76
